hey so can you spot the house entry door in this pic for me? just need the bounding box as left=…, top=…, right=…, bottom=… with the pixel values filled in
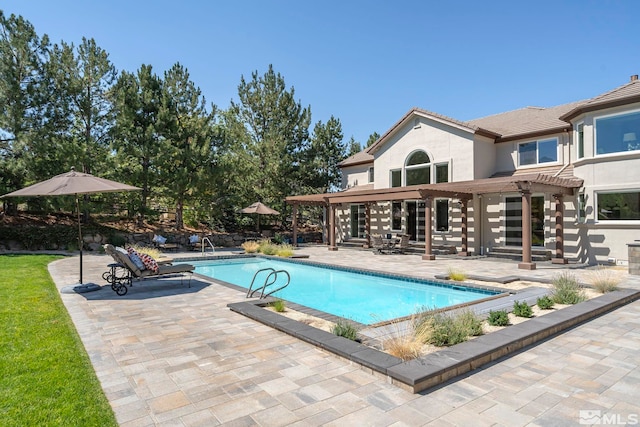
left=505, top=196, right=545, bottom=247
left=406, top=201, right=417, bottom=240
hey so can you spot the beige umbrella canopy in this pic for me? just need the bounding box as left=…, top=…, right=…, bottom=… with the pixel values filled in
left=240, top=202, right=280, bottom=231
left=2, top=168, right=140, bottom=292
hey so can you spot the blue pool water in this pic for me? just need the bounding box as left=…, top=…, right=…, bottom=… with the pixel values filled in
left=193, top=257, right=499, bottom=325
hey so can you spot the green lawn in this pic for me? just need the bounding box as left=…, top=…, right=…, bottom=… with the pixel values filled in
left=0, top=255, right=117, bottom=427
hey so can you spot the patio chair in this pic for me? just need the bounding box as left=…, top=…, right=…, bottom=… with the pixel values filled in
left=152, top=234, right=179, bottom=252
left=370, top=234, right=392, bottom=254
left=103, top=244, right=195, bottom=296
left=393, top=234, right=411, bottom=254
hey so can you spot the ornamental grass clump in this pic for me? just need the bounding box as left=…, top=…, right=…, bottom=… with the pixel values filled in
left=241, top=240, right=260, bottom=253
left=275, top=244, right=294, bottom=257
left=587, top=265, right=621, bottom=293
left=417, top=309, right=482, bottom=347
left=551, top=272, right=587, bottom=304
left=130, top=244, right=161, bottom=259
left=258, top=239, right=278, bottom=255
left=381, top=313, right=431, bottom=361
left=447, top=266, right=467, bottom=281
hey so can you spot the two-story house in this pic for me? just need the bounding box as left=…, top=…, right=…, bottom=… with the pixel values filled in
left=287, top=75, right=640, bottom=269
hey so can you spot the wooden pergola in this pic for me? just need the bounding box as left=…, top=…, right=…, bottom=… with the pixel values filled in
left=286, top=173, right=583, bottom=270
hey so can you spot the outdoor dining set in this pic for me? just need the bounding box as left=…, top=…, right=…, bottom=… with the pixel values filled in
left=370, top=233, right=411, bottom=254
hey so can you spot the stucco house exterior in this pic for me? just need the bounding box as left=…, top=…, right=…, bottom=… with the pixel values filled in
left=287, top=75, right=640, bottom=269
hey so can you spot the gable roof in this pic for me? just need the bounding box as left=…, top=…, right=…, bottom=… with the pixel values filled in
left=468, top=101, right=584, bottom=142
left=560, top=78, right=640, bottom=121
left=339, top=76, right=640, bottom=168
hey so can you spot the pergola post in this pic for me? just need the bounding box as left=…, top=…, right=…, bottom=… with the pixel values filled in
left=328, top=203, right=338, bottom=251
left=364, top=202, right=371, bottom=248
left=422, top=195, right=435, bottom=260
left=518, top=187, right=536, bottom=270
left=292, top=203, right=298, bottom=247
left=458, top=197, right=469, bottom=257
left=552, top=194, right=568, bottom=264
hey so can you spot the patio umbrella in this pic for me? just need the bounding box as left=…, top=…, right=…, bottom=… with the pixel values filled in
left=1, top=168, right=140, bottom=293
left=240, top=202, right=280, bottom=231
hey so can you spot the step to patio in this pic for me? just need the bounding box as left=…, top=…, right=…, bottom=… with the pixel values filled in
left=488, top=246, right=551, bottom=262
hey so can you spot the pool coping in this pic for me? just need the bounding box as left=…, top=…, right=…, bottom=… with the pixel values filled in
left=228, top=288, right=640, bottom=393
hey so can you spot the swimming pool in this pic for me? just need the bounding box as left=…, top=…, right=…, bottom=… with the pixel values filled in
left=193, top=257, right=500, bottom=325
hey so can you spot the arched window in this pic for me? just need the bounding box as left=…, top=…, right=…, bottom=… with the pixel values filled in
left=405, top=151, right=431, bottom=185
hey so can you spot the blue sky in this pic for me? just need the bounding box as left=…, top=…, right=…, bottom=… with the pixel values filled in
left=4, top=1, right=640, bottom=146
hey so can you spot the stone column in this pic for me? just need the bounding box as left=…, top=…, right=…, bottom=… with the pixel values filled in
left=518, top=189, right=536, bottom=270
left=551, top=194, right=568, bottom=264
left=422, top=195, right=435, bottom=260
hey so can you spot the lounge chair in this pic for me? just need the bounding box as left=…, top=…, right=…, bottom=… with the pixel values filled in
left=103, top=244, right=195, bottom=296
left=393, top=234, right=411, bottom=254
left=370, top=234, right=392, bottom=254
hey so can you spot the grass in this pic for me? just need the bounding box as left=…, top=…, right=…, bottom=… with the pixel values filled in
left=446, top=266, right=467, bottom=281
left=241, top=240, right=260, bottom=253
left=587, top=265, right=621, bottom=293
left=0, top=255, right=117, bottom=427
left=331, top=319, right=359, bottom=341
left=381, top=313, right=431, bottom=361
left=269, top=299, right=287, bottom=312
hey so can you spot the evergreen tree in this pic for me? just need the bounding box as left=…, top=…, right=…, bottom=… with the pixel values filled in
left=228, top=65, right=311, bottom=214
left=346, top=136, right=362, bottom=157
left=302, top=116, right=345, bottom=193
left=366, top=131, right=380, bottom=147
left=158, top=62, right=216, bottom=229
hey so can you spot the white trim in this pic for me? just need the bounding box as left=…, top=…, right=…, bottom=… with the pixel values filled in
left=594, top=108, right=640, bottom=156
left=517, top=137, right=560, bottom=168
left=576, top=121, right=585, bottom=160
left=389, top=168, right=402, bottom=188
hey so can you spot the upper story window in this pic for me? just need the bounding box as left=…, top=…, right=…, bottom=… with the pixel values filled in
left=576, top=123, right=584, bottom=159
left=518, top=138, right=558, bottom=166
left=435, top=163, right=449, bottom=183
left=368, top=167, right=374, bottom=183
left=390, top=169, right=401, bottom=187
left=595, top=110, right=640, bottom=155
left=405, top=151, right=431, bottom=185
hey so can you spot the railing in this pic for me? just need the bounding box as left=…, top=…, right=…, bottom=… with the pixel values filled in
left=201, top=237, right=215, bottom=256
left=247, top=267, right=290, bottom=298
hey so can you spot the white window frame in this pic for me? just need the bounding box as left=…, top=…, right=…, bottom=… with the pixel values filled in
left=390, top=201, right=402, bottom=231
left=594, top=108, right=640, bottom=157
left=368, top=167, right=374, bottom=183
left=435, top=198, right=450, bottom=233
left=517, top=137, right=559, bottom=167
left=404, top=150, right=431, bottom=185
left=434, top=162, right=450, bottom=183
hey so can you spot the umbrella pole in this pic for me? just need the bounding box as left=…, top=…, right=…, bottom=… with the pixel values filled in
left=76, top=195, right=83, bottom=284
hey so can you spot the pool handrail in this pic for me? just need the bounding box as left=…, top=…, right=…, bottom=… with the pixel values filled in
left=247, top=267, right=290, bottom=298
left=260, top=270, right=290, bottom=298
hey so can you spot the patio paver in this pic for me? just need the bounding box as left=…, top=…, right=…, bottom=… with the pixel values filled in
left=47, top=245, right=640, bottom=426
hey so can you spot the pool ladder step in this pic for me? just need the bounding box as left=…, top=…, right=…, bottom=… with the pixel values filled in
left=247, top=268, right=290, bottom=298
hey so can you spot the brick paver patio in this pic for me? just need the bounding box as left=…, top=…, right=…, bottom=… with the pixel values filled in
left=49, top=246, right=640, bottom=426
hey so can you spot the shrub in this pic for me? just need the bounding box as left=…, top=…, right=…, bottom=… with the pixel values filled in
left=418, top=309, right=481, bottom=347
left=241, top=241, right=260, bottom=253
left=331, top=319, right=359, bottom=341
left=588, top=265, right=620, bottom=293
left=487, top=310, right=509, bottom=326
left=269, top=299, right=286, bottom=312
left=275, top=244, right=294, bottom=257
left=537, top=295, right=554, bottom=310
left=552, top=272, right=587, bottom=304
left=512, top=300, right=533, bottom=318
left=447, top=266, right=467, bottom=281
